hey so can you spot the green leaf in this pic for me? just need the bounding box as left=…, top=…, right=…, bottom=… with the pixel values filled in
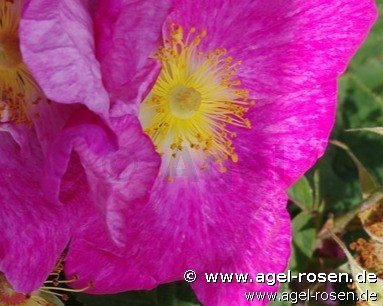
left=313, top=169, right=324, bottom=212
left=338, top=75, right=351, bottom=107
left=288, top=176, right=314, bottom=211
left=348, top=73, right=383, bottom=107
left=289, top=212, right=317, bottom=272
left=331, top=140, right=378, bottom=199
left=312, top=153, right=360, bottom=212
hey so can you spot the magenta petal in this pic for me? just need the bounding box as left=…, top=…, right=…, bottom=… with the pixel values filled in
left=64, top=166, right=290, bottom=295
left=73, top=115, right=161, bottom=245
left=44, top=111, right=160, bottom=245
left=19, top=0, right=109, bottom=117
left=150, top=0, right=376, bottom=190
left=110, top=59, right=162, bottom=116
left=29, top=100, right=81, bottom=156
left=167, top=0, right=377, bottom=96
left=232, top=81, right=338, bottom=188
left=42, top=107, right=117, bottom=204
left=0, top=129, right=70, bottom=293
left=94, top=0, right=171, bottom=93
left=0, top=124, right=31, bottom=155
left=191, top=208, right=291, bottom=306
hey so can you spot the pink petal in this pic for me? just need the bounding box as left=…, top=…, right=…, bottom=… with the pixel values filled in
left=233, top=81, right=337, bottom=188
left=76, top=115, right=161, bottom=246
left=109, top=59, right=162, bottom=117
left=41, top=107, right=117, bottom=204
left=44, top=111, right=160, bottom=245
left=192, top=208, right=291, bottom=306
left=166, top=0, right=377, bottom=95
left=0, top=128, right=70, bottom=293
left=0, top=124, right=31, bottom=155
left=93, top=0, right=171, bottom=93
left=64, top=167, right=290, bottom=296
left=59, top=151, right=118, bottom=257
left=164, top=0, right=376, bottom=187
left=19, top=0, right=109, bottom=117
left=29, top=99, right=80, bottom=155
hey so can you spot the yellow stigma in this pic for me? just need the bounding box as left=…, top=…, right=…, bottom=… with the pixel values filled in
left=169, top=85, right=201, bottom=119
left=139, top=24, right=253, bottom=179
left=0, top=0, right=40, bottom=124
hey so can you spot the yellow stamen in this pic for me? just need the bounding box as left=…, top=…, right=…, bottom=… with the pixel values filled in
left=0, top=34, right=22, bottom=69
left=139, top=24, right=253, bottom=179
left=0, top=254, right=93, bottom=305
left=0, top=0, right=40, bottom=124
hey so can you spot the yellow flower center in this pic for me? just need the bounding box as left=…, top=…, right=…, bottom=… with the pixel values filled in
left=169, top=85, right=201, bottom=119
left=0, top=0, right=40, bottom=124
left=139, top=25, right=253, bottom=179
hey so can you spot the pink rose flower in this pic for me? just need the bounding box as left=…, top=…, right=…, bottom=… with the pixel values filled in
left=19, top=0, right=377, bottom=305
left=0, top=0, right=162, bottom=296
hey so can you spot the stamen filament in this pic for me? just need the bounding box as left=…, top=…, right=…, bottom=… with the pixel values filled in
left=139, top=24, right=253, bottom=178
left=41, top=284, right=93, bottom=293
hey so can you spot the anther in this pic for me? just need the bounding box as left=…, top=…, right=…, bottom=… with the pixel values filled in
left=231, top=153, right=239, bottom=163
left=140, top=24, right=254, bottom=179
left=172, top=26, right=184, bottom=43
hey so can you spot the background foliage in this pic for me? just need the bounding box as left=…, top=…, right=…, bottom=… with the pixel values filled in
left=67, top=2, right=383, bottom=305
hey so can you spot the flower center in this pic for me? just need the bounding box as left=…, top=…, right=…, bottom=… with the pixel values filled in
left=0, top=35, right=22, bottom=69
left=169, top=85, right=201, bottom=119
left=0, top=0, right=40, bottom=124
left=139, top=25, right=253, bottom=179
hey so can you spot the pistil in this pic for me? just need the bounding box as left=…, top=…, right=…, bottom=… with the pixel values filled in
left=139, top=24, right=254, bottom=180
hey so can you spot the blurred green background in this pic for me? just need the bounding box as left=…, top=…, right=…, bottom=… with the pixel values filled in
left=69, top=2, right=383, bottom=305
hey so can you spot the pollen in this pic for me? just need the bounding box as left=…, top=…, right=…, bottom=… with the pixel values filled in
left=139, top=24, right=253, bottom=179
left=0, top=0, right=40, bottom=124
